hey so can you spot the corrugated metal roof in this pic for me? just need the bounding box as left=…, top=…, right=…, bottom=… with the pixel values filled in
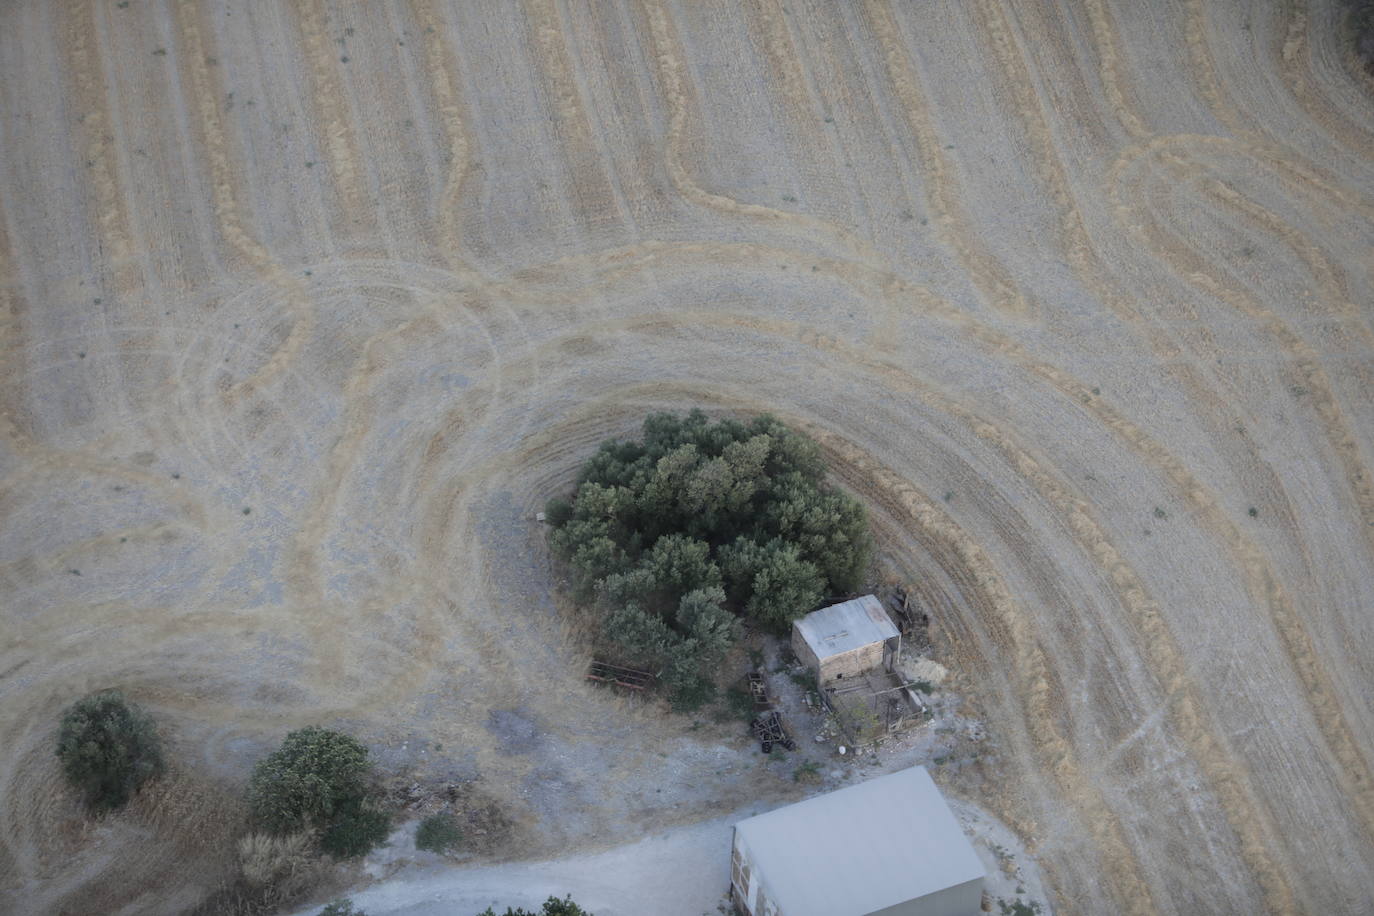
left=733, top=766, right=984, bottom=916
left=794, top=595, right=899, bottom=660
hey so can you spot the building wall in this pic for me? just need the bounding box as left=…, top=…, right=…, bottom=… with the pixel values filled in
left=791, top=628, right=821, bottom=685
left=732, top=831, right=788, bottom=916
left=818, top=642, right=885, bottom=684
left=867, top=877, right=985, bottom=916
left=793, top=629, right=889, bottom=687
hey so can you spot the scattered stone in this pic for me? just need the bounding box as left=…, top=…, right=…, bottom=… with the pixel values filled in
left=901, top=656, right=949, bottom=686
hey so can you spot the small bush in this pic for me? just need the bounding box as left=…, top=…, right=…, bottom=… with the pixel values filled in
left=320, top=900, right=367, bottom=916
left=56, top=690, right=165, bottom=813
left=319, top=802, right=390, bottom=859
left=415, top=812, right=463, bottom=854
left=660, top=652, right=717, bottom=711
left=544, top=498, right=573, bottom=528
left=478, top=896, right=592, bottom=916
left=717, top=685, right=756, bottom=724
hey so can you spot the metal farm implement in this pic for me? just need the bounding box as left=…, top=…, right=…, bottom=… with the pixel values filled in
left=585, top=660, right=655, bottom=691
left=750, top=709, right=796, bottom=753
left=747, top=671, right=771, bottom=710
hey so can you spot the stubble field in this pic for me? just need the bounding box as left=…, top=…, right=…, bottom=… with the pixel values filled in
left=2, top=1, right=1373, bottom=913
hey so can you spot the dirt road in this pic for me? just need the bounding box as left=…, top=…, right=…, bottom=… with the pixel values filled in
left=299, top=813, right=738, bottom=916
left=2, top=1, right=1372, bottom=913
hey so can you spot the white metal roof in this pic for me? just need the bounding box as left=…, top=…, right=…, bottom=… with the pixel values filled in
left=794, top=595, right=899, bottom=660
left=733, top=766, right=984, bottom=916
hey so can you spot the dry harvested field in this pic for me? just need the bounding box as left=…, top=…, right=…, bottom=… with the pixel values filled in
left=2, top=1, right=1373, bottom=913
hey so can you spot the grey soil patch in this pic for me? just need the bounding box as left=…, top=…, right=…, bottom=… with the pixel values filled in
left=485, top=709, right=544, bottom=756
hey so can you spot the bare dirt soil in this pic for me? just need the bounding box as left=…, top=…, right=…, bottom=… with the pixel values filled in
left=2, top=2, right=1372, bottom=914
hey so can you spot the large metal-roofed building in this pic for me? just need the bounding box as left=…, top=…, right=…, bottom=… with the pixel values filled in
left=730, top=766, right=985, bottom=916
left=792, top=594, right=901, bottom=685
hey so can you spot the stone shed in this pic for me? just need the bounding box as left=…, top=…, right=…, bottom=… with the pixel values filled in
left=792, top=595, right=900, bottom=688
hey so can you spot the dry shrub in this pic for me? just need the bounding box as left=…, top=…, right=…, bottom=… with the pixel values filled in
left=450, top=784, right=518, bottom=855
left=129, top=765, right=247, bottom=854
left=238, top=831, right=314, bottom=889
left=188, top=832, right=326, bottom=916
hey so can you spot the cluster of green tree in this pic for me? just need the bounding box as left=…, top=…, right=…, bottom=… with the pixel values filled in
left=547, top=411, right=869, bottom=707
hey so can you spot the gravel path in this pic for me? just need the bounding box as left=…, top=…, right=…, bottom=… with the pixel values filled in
left=296, top=814, right=738, bottom=916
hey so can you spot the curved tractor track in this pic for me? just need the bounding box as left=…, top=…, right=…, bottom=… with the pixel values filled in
left=1, top=1, right=1372, bottom=913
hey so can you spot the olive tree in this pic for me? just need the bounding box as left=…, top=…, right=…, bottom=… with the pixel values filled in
left=56, top=690, right=165, bottom=813
left=248, top=727, right=389, bottom=858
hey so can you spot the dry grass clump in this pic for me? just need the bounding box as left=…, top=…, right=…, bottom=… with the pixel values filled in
left=128, top=766, right=246, bottom=853
left=187, top=831, right=328, bottom=916
left=238, top=831, right=316, bottom=889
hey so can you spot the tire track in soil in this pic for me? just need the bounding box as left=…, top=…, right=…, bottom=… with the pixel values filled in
left=1110, top=145, right=1374, bottom=840
left=1119, top=27, right=1374, bottom=842
left=861, top=0, right=1031, bottom=319
left=296, top=0, right=371, bottom=223
left=1278, top=5, right=1374, bottom=160
left=1085, top=1, right=1373, bottom=898
left=283, top=306, right=446, bottom=688
left=172, top=5, right=443, bottom=709
left=413, top=0, right=480, bottom=283
left=521, top=0, right=632, bottom=239
left=0, top=13, right=206, bottom=528
left=279, top=0, right=523, bottom=695
left=968, top=3, right=1365, bottom=905
left=170, top=1, right=315, bottom=404
left=1180, top=0, right=1374, bottom=219
left=639, top=0, right=892, bottom=269
left=65, top=1, right=141, bottom=303
left=279, top=280, right=506, bottom=699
